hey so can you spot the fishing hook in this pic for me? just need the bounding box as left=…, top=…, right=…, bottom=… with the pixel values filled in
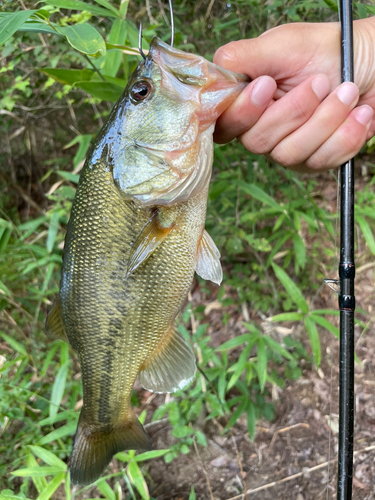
left=138, top=22, right=146, bottom=61
left=168, top=0, right=174, bottom=47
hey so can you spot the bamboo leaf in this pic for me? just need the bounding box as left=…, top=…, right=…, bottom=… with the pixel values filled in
left=216, top=333, right=258, bottom=351
left=256, top=338, right=267, bottom=392
left=39, top=68, right=94, bottom=85
left=236, top=181, right=283, bottom=211
left=133, top=450, right=169, bottom=462
left=42, top=0, right=118, bottom=18
left=0, top=10, right=36, bottom=46
left=104, top=19, right=127, bottom=77
left=26, top=454, right=48, bottom=493
left=127, top=462, right=149, bottom=500
left=309, top=313, right=339, bottom=338
left=36, top=473, right=65, bottom=500
left=73, top=81, right=123, bottom=101
left=356, top=214, right=375, bottom=255
left=0, top=331, right=27, bottom=355
left=28, top=446, right=67, bottom=469
left=304, top=316, right=321, bottom=366
left=96, top=480, right=116, bottom=500
left=49, top=361, right=70, bottom=420
left=269, top=312, right=304, bottom=322
left=12, top=466, right=65, bottom=477
left=271, top=263, right=309, bottom=314
left=38, top=421, right=77, bottom=445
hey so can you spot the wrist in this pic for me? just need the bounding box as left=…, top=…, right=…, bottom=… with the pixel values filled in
left=353, top=18, right=375, bottom=95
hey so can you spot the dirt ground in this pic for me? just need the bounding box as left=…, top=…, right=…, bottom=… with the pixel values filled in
left=139, top=259, right=375, bottom=500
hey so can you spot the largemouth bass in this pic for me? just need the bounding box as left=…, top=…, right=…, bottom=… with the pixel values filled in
left=46, top=37, right=247, bottom=486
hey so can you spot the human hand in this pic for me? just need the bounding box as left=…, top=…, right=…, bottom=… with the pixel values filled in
left=213, top=20, right=375, bottom=172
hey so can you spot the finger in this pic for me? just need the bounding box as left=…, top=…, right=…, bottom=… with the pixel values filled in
left=238, top=74, right=331, bottom=155
left=213, top=23, right=340, bottom=82
left=214, top=76, right=277, bottom=144
left=270, top=82, right=360, bottom=167
left=304, top=104, right=373, bottom=171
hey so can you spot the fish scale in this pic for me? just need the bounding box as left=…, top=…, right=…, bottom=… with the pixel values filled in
left=45, top=36, right=248, bottom=485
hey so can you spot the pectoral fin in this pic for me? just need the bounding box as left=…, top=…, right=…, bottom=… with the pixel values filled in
left=45, top=296, right=68, bottom=342
left=138, top=326, right=196, bottom=393
left=127, top=211, right=175, bottom=277
left=195, top=230, right=222, bottom=285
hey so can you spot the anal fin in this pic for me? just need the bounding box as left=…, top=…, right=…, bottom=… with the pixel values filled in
left=127, top=210, right=175, bottom=277
left=45, top=296, right=68, bottom=342
left=138, top=326, right=196, bottom=394
left=195, top=230, right=223, bottom=285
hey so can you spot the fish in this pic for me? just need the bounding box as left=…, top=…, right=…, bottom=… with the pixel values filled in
left=45, top=37, right=248, bottom=486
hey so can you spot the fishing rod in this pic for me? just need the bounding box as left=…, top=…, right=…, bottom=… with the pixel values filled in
left=337, top=0, right=355, bottom=497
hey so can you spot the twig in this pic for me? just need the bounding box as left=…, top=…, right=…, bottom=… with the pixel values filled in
left=146, top=0, right=157, bottom=24
left=193, top=438, right=215, bottom=500
left=226, top=444, right=375, bottom=499
left=205, top=0, right=216, bottom=20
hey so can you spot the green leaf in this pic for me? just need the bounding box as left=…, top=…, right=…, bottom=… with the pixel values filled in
left=26, top=454, right=48, bottom=493
left=39, top=68, right=94, bottom=85
left=55, top=23, right=106, bottom=57
left=42, top=0, right=118, bottom=18
left=73, top=81, right=123, bottom=101
left=172, top=426, right=193, bottom=438
left=263, top=336, right=293, bottom=360
left=246, top=400, right=255, bottom=441
left=12, top=467, right=65, bottom=477
left=271, top=263, right=309, bottom=314
left=292, top=233, right=306, bottom=269
left=127, top=462, right=149, bottom=500
left=28, top=446, right=67, bottom=469
left=236, top=181, right=283, bottom=211
left=104, top=19, right=127, bottom=77
left=269, top=312, right=304, bottom=322
left=57, top=171, right=80, bottom=184
left=38, top=421, right=77, bottom=445
left=188, top=486, right=196, bottom=500
left=228, top=399, right=247, bottom=427
left=304, top=316, right=321, bottom=366
left=36, top=473, right=65, bottom=500
left=46, top=211, right=60, bottom=253
left=0, top=331, right=27, bottom=355
left=17, top=21, right=58, bottom=35
left=216, top=333, right=258, bottom=351
left=256, top=338, right=267, bottom=392
left=50, top=361, right=70, bottom=420
left=356, top=214, right=375, bottom=255
left=0, top=10, right=36, bottom=46
left=133, top=450, right=169, bottom=462
left=93, top=0, right=120, bottom=17
left=96, top=480, right=115, bottom=500
left=309, top=313, right=339, bottom=338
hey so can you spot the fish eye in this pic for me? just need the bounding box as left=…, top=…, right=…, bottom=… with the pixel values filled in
left=130, top=81, right=152, bottom=102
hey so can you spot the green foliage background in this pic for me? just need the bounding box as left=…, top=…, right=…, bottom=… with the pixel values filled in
left=0, top=0, right=375, bottom=499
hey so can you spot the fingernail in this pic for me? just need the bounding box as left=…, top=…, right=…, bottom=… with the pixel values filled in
left=251, top=76, right=276, bottom=106
left=337, top=82, right=358, bottom=106
left=312, top=75, right=330, bottom=100
left=353, top=105, right=373, bottom=125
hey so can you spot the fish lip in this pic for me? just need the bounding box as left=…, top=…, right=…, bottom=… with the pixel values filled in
left=147, top=36, right=250, bottom=85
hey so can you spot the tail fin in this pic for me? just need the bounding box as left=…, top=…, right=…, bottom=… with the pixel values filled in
left=70, top=413, right=152, bottom=486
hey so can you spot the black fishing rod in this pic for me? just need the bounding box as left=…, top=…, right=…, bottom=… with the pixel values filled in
left=337, top=0, right=355, bottom=498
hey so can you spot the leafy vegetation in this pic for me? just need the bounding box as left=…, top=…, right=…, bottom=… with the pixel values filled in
left=1, top=0, right=375, bottom=498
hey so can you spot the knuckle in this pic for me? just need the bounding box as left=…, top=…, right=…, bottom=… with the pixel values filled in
left=241, top=130, right=273, bottom=155
left=288, top=97, right=313, bottom=123
left=271, top=141, right=300, bottom=168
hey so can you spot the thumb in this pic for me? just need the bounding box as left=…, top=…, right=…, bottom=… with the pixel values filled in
left=213, top=23, right=339, bottom=82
